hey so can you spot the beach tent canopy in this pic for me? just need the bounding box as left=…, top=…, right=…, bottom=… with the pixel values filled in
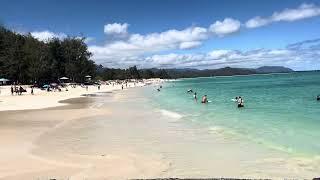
left=85, top=75, right=92, bottom=78
left=0, top=78, right=9, bottom=82
left=59, top=77, right=69, bottom=80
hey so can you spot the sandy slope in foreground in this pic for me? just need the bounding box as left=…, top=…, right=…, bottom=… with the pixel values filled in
left=0, top=107, right=167, bottom=180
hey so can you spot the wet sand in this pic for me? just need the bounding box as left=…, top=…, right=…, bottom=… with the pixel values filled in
left=0, top=87, right=319, bottom=179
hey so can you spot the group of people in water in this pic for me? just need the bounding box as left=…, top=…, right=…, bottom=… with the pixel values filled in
left=189, top=90, right=208, bottom=104
left=159, top=85, right=320, bottom=108
left=187, top=88, right=244, bottom=107
left=189, top=89, right=245, bottom=108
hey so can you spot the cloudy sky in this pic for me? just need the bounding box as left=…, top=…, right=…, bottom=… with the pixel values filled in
left=1, top=0, right=320, bottom=70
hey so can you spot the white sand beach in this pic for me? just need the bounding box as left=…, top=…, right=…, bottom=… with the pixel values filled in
left=0, top=79, right=163, bottom=111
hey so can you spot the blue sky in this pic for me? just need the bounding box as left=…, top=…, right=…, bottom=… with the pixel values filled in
left=1, top=0, right=320, bottom=70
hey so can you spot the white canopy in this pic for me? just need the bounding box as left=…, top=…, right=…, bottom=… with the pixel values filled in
left=85, top=75, right=92, bottom=78
left=59, top=77, right=69, bottom=80
left=0, top=78, right=9, bottom=82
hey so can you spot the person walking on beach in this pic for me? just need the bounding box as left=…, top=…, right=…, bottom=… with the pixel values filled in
left=31, top=87, right=34, bottom=95
left=14, top=85, right=18, bottom=95
left=86, top=86, right=88, bottom=91
left=19, top=86, right=23, bottom=95
left=11, top=86, right=14, bottom=95
left=98, top=85, right=100, bottom=90
left=122, top=84, right=124, bottom=90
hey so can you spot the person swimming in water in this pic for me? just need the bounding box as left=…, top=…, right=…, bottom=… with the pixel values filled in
left=317, top=95, right=320, bottom=101
left=201, top=95, right=208, bottom=103
left=187, top=89, right=193, bottom=93
left=237, top=96, right=244, bottom=108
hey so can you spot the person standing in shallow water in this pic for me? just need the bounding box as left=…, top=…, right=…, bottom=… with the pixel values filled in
left=194, top=92, right=197, bottom=101
left=237, top=96, right=244, bottom=108
left=201, top=95, right=208, bottom=103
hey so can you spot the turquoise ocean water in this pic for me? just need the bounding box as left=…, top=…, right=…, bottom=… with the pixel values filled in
left=146, top=72, right=320, bottom=157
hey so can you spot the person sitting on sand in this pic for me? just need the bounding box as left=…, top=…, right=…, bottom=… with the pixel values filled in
left=201, top=95, right=208, bottom=103
left=237, top=96, right=244, bottom=108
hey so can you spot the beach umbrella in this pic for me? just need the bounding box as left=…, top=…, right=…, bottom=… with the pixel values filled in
left=59, top=77, right=69, bottom=80
left=85, top=75, right=92, bottom=78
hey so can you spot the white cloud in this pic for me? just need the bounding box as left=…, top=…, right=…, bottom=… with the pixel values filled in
left=84, top=37, right=95, bottom=44
left=208, top=50, right=232, bottom=59
left=31, top=31, right=67, bottom=42
left=272, top=3, right=320, bottom=22
left=179, top=41, right=202, bottom=49
left=246, top=3, right=320, bottom=28
left=209, top=18, right=241, bottom=36
left=245, top=16, right=270, bottom=28
left=91, top=39, right=320, bottom=71
left=104, top=23, right=129, bottom=35
left=142, top=47, right=315, bottom=70
left=89, top=26, right=208, bottom=64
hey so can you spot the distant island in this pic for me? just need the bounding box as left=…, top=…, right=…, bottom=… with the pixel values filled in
left=144, top=66, right=294, bottom=79
left=96, top=66, right=294, bottom=80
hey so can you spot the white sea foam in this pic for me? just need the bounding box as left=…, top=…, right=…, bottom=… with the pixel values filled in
left=159, top=109, right=183, bottom=119
left=208, top=126, right=225, bottom=134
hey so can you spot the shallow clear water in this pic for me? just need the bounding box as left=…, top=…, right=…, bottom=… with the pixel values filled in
left=146, top=72, right=320, bottom=157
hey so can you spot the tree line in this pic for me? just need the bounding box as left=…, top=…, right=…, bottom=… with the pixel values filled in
left=0, top=26, right=96, bottom=84
left=0, top=26, right=171, bottom=85
left=95, top=65, right=170, bottom=80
